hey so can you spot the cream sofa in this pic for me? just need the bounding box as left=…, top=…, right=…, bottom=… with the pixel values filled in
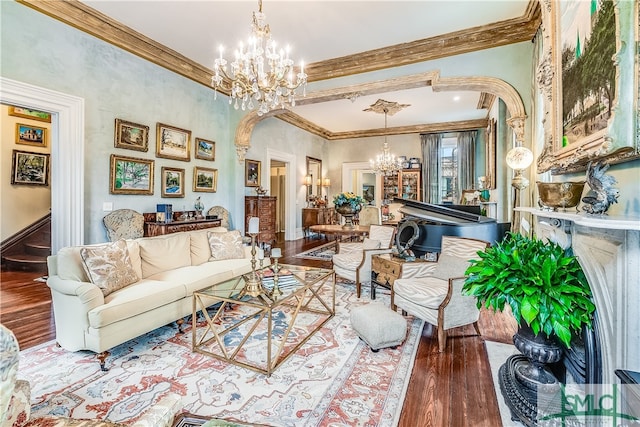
left=46, top=227, right=253, bottom=370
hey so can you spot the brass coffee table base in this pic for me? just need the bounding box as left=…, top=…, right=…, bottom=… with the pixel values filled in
left=192, top=265, right=334, bottom=377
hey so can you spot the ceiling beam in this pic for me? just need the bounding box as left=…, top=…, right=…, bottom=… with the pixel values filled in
left=304, top=2, right=541, bottom=81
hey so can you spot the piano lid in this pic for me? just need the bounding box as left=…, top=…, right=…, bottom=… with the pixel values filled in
left=394, top=198, right=496, bottom=225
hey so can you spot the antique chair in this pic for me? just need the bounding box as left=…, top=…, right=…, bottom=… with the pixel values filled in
left=0, top=323, right=181, bottom=427
left=206, top=206, right=231, bottom=229
left=357, top=206, right=382, bottom=226
left=332, top=225, right=396, bottom=298
left=102, top=209, right=145, bottom=241
left=392, top=236, right=490, bottom=352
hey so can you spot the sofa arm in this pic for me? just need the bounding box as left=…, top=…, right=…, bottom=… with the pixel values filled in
left=46, top=276, right=105, bottom=352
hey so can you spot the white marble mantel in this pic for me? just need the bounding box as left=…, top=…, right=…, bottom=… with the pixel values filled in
left=517, top=207, right=640, bottom=384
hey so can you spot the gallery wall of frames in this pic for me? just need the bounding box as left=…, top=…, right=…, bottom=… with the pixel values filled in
left=110, top=118, right=218, bottom=198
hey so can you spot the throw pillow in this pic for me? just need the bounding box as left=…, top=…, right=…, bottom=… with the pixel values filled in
left=431, top=254, right=471, bottom=280
left=208, top=230, right=245, bottom=261
left=80, top=240, right=139, bottom=296
left=362, top=238, right=382, bottom=250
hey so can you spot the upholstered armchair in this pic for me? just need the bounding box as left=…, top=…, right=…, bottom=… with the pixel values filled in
left=0, top=324, right=182, bottom=427
left=357, top=206, right=382, bottom=226
left=102, top=209, right=144, bottom=241
left=206, top=206, right=231, bottom=229
left=332, top=225, right=396, bottom=298
left=392, top=236, right=490, bottom=352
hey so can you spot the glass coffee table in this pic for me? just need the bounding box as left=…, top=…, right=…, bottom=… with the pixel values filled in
left=192, top=264, right=334, bottom=377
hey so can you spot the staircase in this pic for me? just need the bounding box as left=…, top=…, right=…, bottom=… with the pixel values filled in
left=1, top=214, right=51, bottom=273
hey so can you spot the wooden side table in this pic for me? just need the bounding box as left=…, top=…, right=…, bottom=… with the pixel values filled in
left=371, top=253, right=429, bottom=310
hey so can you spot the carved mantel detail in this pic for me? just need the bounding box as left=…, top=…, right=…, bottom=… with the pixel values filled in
left=520, top=207, right=640, bottom=384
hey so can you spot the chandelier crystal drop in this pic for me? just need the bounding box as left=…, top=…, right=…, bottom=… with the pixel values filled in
left=211, top=0, right=307, bottom=116
left=370, top=108, right=402, bottom=176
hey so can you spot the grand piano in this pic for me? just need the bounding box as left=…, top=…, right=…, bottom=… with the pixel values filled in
left=393, top=198, right=510, bottom=257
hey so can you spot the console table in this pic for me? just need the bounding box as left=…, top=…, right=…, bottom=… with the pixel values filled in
left=143, top=212, right=221, bottom=237
left=302, top=207, right=335, bottom=236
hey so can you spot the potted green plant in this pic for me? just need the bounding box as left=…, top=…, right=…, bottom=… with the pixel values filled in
left=462, top=231, right=594, bottom=348
left=462, top=232, right=596, bottom=424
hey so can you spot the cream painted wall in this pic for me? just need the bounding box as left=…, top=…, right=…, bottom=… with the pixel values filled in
left=1, top=104, right=51, bottom=240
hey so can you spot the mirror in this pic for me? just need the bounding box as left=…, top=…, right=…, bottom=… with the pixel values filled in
left=306, top=156, right=322, bottom=199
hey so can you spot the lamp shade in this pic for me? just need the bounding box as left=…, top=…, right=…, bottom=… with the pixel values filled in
left=303, top=175, right=312, bottom=186
left=322, top=178, right=331, bottom=187
left=505, top=147, right=534, bottom=170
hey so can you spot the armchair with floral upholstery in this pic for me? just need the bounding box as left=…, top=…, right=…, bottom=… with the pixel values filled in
left=0, top=324, right=181, bottom=427
left=332, top=225, right=396, bottom=298
left=102, top=209, right=144, bottom=242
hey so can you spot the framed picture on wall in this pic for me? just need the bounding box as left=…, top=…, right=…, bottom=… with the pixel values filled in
left=195, top=137, right=215, bottom=161
left=156, top=123, right=191, bottom=161
left=193, top=166, right=217, bottom=192
left=109, top=154, right=154, bottom=195
left=161, top=166, right=185, bottom=198
left=11, top=150, right=50, bottom=186
left=245, top=159, right=261, bottom=187
left=8, top=106, right=51, bottom=123
left=16, top=123, right=47, bottom=147
left=114, top=118, right=149, bottom=152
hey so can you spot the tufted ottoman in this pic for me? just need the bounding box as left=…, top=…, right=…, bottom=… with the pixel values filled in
left=350, top=303, right=407, bottom=351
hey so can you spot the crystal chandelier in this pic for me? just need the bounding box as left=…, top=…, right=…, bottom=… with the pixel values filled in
left=370, top=107, right=402, bottom=176
left=211, top=0, right=307, bottom=116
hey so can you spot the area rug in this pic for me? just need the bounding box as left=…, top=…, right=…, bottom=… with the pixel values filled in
left=293, top=242, right=337, bottom=261
left=485, top=341, right=525, bottom=427
left=19, top=282, right=423, bottom=427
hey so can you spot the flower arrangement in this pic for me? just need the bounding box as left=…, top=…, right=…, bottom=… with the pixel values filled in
left=332, top=192, right=364, bottom=210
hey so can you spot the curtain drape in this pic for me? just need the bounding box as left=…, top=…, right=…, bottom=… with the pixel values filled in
left=421, top=133, right=442, bottom=204
left=457, top=131, right=476, bottom=197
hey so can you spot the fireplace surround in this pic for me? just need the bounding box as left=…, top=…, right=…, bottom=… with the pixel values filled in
left=518, top=208, right=640, bottom=385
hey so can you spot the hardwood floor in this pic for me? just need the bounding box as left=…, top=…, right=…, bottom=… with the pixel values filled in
left=0, top=233, right=517, bottom=426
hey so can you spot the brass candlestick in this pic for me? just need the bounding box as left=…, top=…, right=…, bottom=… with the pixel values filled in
left=243, top=233, right=264, bottom=297
left=271, top=255, right=282, bottom=298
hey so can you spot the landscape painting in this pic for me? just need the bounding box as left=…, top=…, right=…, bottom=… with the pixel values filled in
left=109, top=154, right=154, bottom=195
left=161, top=167, right=184, bottom=198
left=156, top=123, right=191, bottom=161
left=559, top=0, right=615, bottom=147
left=11, top=150, right=49, bottom=186
left=195, top=137, right=215, bottom=161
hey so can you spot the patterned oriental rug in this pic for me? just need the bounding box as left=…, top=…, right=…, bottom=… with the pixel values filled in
left=293, top=242, right=337, bottom=261
left=19, top=283, right=423, bottom=426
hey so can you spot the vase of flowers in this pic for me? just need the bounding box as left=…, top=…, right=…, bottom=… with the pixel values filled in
left=333, top=192, right=364, bottom=229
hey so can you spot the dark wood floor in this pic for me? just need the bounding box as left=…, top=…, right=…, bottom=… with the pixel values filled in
left=0, top=233, right=517, bottom=426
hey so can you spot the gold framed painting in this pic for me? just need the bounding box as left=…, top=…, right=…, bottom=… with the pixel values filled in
left=156, top=123, right=191, bottom=161
left=193, top=166, right=217, bottom=192
left=109, top=154, right=154, bottom=195
left=195, top=137, right=215, bottom=161
left=114, top=118, right=149, bottom=152
left=8, top=106, right=51, bottom=123
left=161, top=166, right=185, bottom=198
left=16, top=123, right=47, bottom=147
left=537, top=0, right=639, bottom=174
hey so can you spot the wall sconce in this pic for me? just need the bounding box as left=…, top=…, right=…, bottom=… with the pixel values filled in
left=303, top=175, right=312, bottom=186
left=322, top=178, right=331, bottom=187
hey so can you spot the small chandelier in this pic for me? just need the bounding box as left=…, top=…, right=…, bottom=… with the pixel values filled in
left=211, top=0, right=307, bottom=116
left=370, top=107, right=402, bottom=176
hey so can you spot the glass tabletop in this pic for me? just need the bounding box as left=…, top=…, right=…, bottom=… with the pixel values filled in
left=195, top=263, right=333, bottom=302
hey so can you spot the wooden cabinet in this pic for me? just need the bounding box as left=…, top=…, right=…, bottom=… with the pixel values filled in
left=302, top=207, right=335, bottom=236
left=143, top=218, right=221, bottom=237
left=245, top=196, right=277, bottom=245
left=382, top=170, right=421, bottom=202
left=371, top=254, right=430, bottom=309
